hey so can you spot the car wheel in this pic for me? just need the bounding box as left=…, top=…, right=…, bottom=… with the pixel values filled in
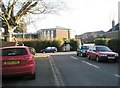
left=30, top=72, right=36, bottom=80
left=80, top=53, right=83, bottom=57
left=96, top=56, right=100, bottom=62
left=77, top=53, right=79, bottom=56
left=87, top=55, right=90, bottom=59
left=43, top=51, right=46, bottom=53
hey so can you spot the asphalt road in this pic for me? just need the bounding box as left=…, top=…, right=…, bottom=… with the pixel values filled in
left=50, top=52, right=120, bottom=87
left=2, top=52, right=120, bottom=87
left=2, top=56, right=55, bottom=87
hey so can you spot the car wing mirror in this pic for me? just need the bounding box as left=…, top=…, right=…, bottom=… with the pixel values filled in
left=93, top=50, right=97, bottom=52
left=30, top=50, right=36, bottom=55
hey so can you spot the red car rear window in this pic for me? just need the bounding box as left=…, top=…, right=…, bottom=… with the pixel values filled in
left=0, top=48, right=28, bottom=56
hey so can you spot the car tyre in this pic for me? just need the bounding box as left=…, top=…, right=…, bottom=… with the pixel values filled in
left=77, top=53, right=79, bottom=56
left=43, top=51, right=46, bottom=53
left=87, top=55, right=90, bottom=59
left=53, top=51, right=56, bottom=53
left=96, top=56, right=100, bottom=62
left=80, top=53, right=83, bottom=57
left=30, top=72, right=36, bottom=80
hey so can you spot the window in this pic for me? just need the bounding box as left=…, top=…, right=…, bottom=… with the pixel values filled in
left=51, top=30, right=54, bottom=38
left=1, top=48, right=27, bottom=56
left=43, top=31, right=46, bottom=38
left=47, top=30, right=50, bottom=39
left=96, top=46, right=111, bottom=52
left=81, top=46, right=89, bottom=49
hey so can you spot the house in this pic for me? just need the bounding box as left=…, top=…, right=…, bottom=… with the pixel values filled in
left=104, top=23, right=120, bottom=39
left=37, top=27, right=72, bottom=40
left=13, top=33, right=38, bottom=41
left=75, top=31, right=105, bottom=43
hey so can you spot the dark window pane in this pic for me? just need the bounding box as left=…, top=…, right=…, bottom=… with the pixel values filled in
left=96, top=46, right=111, bottom=52
left=1, top=48, right=27, bottom=56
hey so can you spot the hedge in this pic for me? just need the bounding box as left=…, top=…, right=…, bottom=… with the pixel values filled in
left=95, top=38, right=120, bottom=55
left=1, top=39, right=80, bottom=52
left=1, top=42, right=16, bottom=48
left=23, top=39, right=63, bottom=53
left=69, top=39, right=80, bottom=51
left=94, top=38, right=110, bottom=46
left=107, top=38, right=120, bottom=55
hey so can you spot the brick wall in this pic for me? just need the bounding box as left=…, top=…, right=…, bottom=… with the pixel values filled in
left=56, top=29, right=69, bottom=39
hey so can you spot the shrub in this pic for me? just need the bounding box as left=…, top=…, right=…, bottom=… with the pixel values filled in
left=51, top=39, right=63, bottom=51
left=94, top=38, right=110, bottom=46
left=2, top=39, right=80, bottom=52
left=1, top=42, right=15, bottom=47
left=107, top=38, right=120, bottom=55
left=23, top=39, right=63, bottom=53
left=69, top=39, right=80, bottom=51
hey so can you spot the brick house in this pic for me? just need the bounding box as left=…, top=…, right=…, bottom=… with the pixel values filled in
left=105, top=23, right=120, bottom=39
left=37, top=27, right=72, bottom=40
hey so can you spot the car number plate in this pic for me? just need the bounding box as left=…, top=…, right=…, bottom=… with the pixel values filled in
left=3, top=60, right=20, bottom=65
left=108, top=57, right=115, bottom=59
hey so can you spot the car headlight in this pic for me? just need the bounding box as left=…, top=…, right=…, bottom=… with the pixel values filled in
left=115, top=54, right=119, bottom=56
left=100, top=54, right=107, bottom=56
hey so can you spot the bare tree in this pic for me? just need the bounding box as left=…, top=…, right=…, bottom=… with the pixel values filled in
left=14, top=18, right=27, bottom=33
left=0, top=0, right=66, bottom=41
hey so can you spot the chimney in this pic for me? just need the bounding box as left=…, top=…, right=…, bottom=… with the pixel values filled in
left=112, top=20, right=115, bottom=31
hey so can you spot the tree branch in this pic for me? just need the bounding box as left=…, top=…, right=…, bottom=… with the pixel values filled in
left=16, top=1, right=32, bottom=17
left=1, top=2, right=7, bottom=17
left=19, top=1, right=38, bottom=17
left=10, top=0, right=19, bottom=17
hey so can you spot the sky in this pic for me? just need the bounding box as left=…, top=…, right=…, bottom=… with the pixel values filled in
left=27, top=0, right=120, bottom=35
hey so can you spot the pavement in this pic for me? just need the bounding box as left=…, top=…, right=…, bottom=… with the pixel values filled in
left=34, top=51, right=76, bottom=58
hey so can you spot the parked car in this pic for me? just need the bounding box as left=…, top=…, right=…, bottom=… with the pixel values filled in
left=0, top=46, right=36, bottom=79
left=41, top=47, right=57, bottom=53
left=86, top=45, right=119, bottom=62
left=76, top=45, right=89, bottom=57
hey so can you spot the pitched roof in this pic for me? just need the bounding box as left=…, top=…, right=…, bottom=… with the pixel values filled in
left=107, top=23, right=119, bottom=32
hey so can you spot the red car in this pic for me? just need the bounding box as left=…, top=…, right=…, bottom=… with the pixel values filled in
left=0, top=46, right=36, bottom=79
left=86, top=45, right=119, bottom=62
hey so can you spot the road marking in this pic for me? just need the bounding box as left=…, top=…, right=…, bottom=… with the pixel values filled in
left=49, top=59, right=60, bottom=86
left=82, top=61, right=100, bottom=69
left=70, top=56, right=78, bottom=60
left=49, top=56, right=66, bottom=86
left=114, top=74, right=120, bottom=78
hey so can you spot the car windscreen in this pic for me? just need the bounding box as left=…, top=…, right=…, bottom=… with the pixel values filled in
left=96, top=46, right=112, bottom=52
left=0, top=48, right=28, bottom=56
left=81, top=46, right=89, bottom=49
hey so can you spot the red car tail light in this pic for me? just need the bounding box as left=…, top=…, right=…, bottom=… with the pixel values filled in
left=27, top=57, right=34, bottom=65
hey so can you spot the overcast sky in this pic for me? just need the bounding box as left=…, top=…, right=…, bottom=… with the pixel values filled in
left=27, top=0, right=120, bottom=35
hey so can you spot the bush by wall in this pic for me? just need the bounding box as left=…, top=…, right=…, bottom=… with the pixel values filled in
left=107, top=38, right=120, bottom=55
left=94, top=38, right=120, bottom=55
left=69, top=39, right=80, bottom=51
left=23, top=39, right=63, bottom=53
left=1, top=42, right=15, bottom=48
left=94, top=38, right=110, bottom=46
left=1, top=39, right=80, bottom=52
